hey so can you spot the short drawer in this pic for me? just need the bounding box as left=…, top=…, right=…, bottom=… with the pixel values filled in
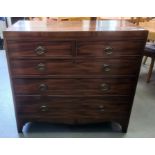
left=15, top=95, right=131, bottom=123
left=7, top=41, right=73, bottom=57
left=10, top=58, right=141, bottom=76
left=13, top=77, right=136, bottom=95
left=77, top=41, right=144, bottom=57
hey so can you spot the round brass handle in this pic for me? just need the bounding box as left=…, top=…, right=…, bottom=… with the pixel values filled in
left=104, top=46, right=113, bottom=55
left=98, top=105, right=105, bottom=112
left=35, top=46, right=45, bottom=56
left=103, top=64, right=111, bottom=72
left=101, top=83, right=110, bottom=92
left=36, top=63, right=46, bottom=72
left=40, top=105, right=48, bottom=112
left=39, top=84, right=48, bottom=91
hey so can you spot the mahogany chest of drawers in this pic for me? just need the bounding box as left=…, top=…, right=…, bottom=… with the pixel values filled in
left=3, top=20, right=148, bottom=133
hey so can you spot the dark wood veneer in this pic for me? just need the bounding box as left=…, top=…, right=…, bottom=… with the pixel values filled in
left=16, top=95, right=131, bottom=126
left=11, top=58, right=141, bottom=76
left=4, top=20, right=148, bottom=133
left=77, top=41, right=144, bottom=57
left=13, top=77, right=136, bottom=95
left=7, top=40, right=74, bottom=57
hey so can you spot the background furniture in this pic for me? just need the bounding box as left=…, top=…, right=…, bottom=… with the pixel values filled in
left=28, top=17, right=92, bottom=22
left=0, top=17, right=7, bottom=50
left=0, top=39, right=3, bottom=50
left=138, top=20, right=155, bottom=82
left=4, top=20, right=148, bottom=133
left=143, top=42, right=155, bottom=82
left=139, top=19, right=155, bottom=41
left=130, top=17, right=155, bottom=26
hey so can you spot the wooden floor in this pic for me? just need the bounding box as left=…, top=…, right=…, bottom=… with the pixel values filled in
left=0, top=50, right=155, bottom=137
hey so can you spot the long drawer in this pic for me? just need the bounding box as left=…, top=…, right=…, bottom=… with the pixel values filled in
left=7, top=41, right=73, bottom=57
left=13, top=77, right=136, bottom=95
left=77, top=41, right=144, bottom=57
left=16, top=95, right=131, bottom=123
left=10, top=58, right=141, bottom=76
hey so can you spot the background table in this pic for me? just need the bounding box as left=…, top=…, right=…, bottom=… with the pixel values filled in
left=139, top=20, right=155, bottom=41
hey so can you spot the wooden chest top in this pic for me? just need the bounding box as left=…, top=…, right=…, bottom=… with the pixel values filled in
left=4, top=20, right=148, bottom=41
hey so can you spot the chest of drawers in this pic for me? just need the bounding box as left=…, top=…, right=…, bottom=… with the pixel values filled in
left=3, top=20, right=148, bottom=133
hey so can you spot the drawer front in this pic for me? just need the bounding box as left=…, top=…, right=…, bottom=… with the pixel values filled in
left=7, top=41, right=73, bottom=57
left=11, top=58, right=141, bottom=76
left=13, top=77, right=136, bottom=95
left=77, top=41, right=144, bottom=57
left=16, top=95, right=131, bottom=122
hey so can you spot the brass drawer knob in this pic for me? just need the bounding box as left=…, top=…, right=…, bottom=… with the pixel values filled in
left=40, top=105, right=48, bottom=112
left=35, top=46, right=46, bottom=56
left=101, top=83, right=110, bottom=92
left=98, top=105, right=105, bottom=112
left=103, top=64, right=111, bottom=72
left=104, top=46, right=113, bottom=55
left=36, top=63, right=46, bottom=72
left=39, top=84, right=48, bottom=91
